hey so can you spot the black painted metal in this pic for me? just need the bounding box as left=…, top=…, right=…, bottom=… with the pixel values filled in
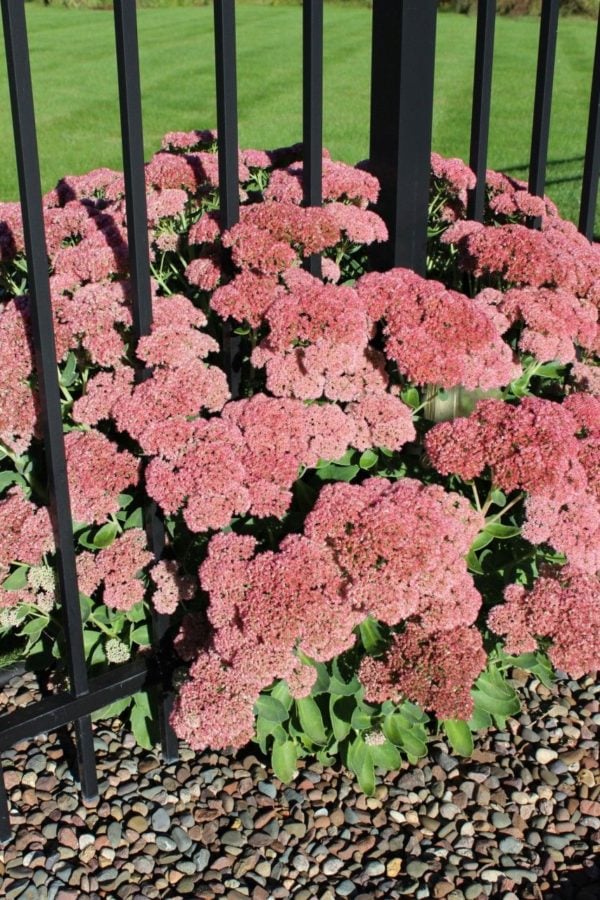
left=214, top=0, right=240, bottom=232
left=113, top=0, right=153, bottom=337
left=113, top=0, right=179, bottom=764
left=579, top=11, right=600, bottom=239
left=303, top=0, right=323, bottom=278
left=0, top=658, right=151, bottom=753
left=528, top=0, right=560, bottom=227
left=1, top=0, right=98, bottom=811
left=0, top=768, right=10, bottom=844
left=369, top=0, right=438, bottom=274
left=467, top=0, right=496, bottom=222
left=214, top=0, right=242, bottom=397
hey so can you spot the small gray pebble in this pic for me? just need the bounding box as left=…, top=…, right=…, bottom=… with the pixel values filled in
left=151, top=808, right=171, bottom=833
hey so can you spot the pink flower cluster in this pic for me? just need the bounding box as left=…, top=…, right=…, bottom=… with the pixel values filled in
left=251, top=270, right=390, bottom=402
left=77, top=528, right=153, bottom=611
left=359, top=621, right=486, bottom=721
left=222, top=395, right=357, bottom=518
left=171, top=476, right=484, bottom=748
left=485, top=169, right=558, bottom=223
left=304, top=478, right=484, bottom=631
left=150, top=560, right=196, bottom=616
left=265, top=157, right=380, bottom=207
left=445, top=217, right=600, bottom=304
left=491, top=286, right=598, bottom=363
left=64, top=430, right=139, bottom=525
left=52, top=280, right=132, bottom=367
left=430, top=152, right=476, bottom=221
left=488, top=566, right=599, bottom=678
left=0, top=488, right=53, bottom=589
left=356, top=268, right=519, bottom=389
left=427, top=394, right=600, bottom=575
left=145, top=393, right=397, bottom=528
left=0, top=299, right=37, bottom=454
left=79, top=293, right=231, bottom=454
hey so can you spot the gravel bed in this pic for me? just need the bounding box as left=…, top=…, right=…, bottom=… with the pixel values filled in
left=0, top=667, right=598, bottom=900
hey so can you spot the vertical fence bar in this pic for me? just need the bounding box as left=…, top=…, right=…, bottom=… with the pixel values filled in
left=528, top=0, right=560, bottom=226
left=0, top=764, right=10, bottom=844
left=113, top=0, right=179, bottom=763
left=1, top=0, right=98, bottom=808
left=369, top=0, right=438, bottom=274
left=303, top=0, right=323, bottom=278
left=214, top=0, right=242, bottom=397
left=579, top=11, right=600, bottom=240
left=467, top=0, right=496, bottom=222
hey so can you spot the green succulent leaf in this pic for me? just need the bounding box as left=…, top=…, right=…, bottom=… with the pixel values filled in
left=254, top=695, right=289, bottom=724
left=296, top=696, right=328, bottom=746
left=358, top=616, right=386, bottom=656
left=368, top=739, right=402, bottom=771
left=442, top=718, right=474, bottom=757
left=484, top=522, right=521, bottom=540
left=329, top=694, right=354, bottom=742
left=271, top=738, right=298, bottom=783
left=93, top=521, right=118, bottom=549
left=2, top=566, right=29, bottom=591
left=359, top=449, right=378, bottom=470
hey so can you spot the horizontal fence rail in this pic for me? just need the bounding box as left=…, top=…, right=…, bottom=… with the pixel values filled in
left=0, top=0, right=599, bottom=844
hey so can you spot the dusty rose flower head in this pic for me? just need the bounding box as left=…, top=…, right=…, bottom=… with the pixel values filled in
left=150, top=560, right=196, bottom=616
left=359, top=622, right=487, bottom=721
left=0, top=488, right=53, bottom=574
left=499, top=286, right=597, bottom=363
left=356, top=268, right=519, bottom=390
left=426, top=396, right=585, bottom=500
left=65, top=429, right=140, bottom=525
left=304, top=478, right=483, bottom=629
left=0, top=298, right=37, bottom=454
left=265, top=157, right=380, bottom=207
left=161, top=129, right=217, bottom=152
left=346, top=393, right=416, bottom=452
left=77, top=528, right=153, bottom=611
left=170, top=651, right=260, bottom=751
left=489, top=567, right=599, bottom=678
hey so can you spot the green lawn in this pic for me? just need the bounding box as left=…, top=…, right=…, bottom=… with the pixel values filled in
left=0, top=6, right=598, bottom=234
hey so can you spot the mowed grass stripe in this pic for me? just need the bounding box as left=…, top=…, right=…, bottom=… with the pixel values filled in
left=0, top=6, right=597, bottom=234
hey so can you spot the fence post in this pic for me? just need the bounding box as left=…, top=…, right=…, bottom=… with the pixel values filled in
left=468, top=0, right=496, bottom=222
left=303, top=0, right=323, bottom=278
left=369, top=0, right=438, bottom=275
left=0, top=0, right=98, bottom=819
left=579, top=10, right=600, bottom=240
left=528, top=0, right=560, bottom=227
left=214, top=0, right=242, bottom=397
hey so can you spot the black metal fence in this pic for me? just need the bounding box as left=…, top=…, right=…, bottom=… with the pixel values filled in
left=0, top=0, right=598, bottom=843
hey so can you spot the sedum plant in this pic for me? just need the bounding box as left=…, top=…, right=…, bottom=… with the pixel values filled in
left=0, top=128, right=598, bottom=776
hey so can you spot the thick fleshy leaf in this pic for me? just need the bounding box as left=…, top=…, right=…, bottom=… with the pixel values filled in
left=369, top=740, right=402, bottom=771
left=93, top=521, right=118, bottom=549
left=296, top=696, right=328, bottom=746
left=254, top=695, right=289, bottom=724
left=359, top=616, right=386, bottom=655
left=271, top=738, right=298, bottom=783
left=484, top=522, right=521, bottom=539
left=330, top=694, right=354, bottom=742
left=443, top=719, right=474, bottom=757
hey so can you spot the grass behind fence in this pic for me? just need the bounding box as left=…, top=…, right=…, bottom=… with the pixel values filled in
left=0, top=6, right=598, bottom=235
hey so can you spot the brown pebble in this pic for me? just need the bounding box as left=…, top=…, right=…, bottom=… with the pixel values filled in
left=580, top=800, right=600, bottom=816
